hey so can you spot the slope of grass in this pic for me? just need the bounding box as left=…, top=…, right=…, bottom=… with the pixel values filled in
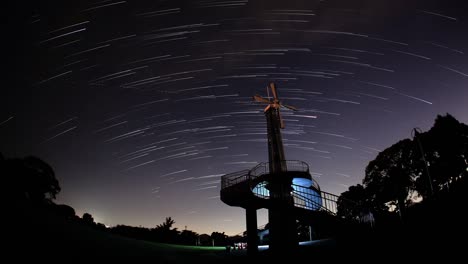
left=7, top=206, right=241, bottom=262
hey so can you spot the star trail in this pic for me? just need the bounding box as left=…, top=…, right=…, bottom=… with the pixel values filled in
left=3, top=0, right=467, bottom=235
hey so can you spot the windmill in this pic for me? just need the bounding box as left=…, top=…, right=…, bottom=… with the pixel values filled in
left=253, top=82, right=297, bottom=129
left=221, top=82, right=340, bottom=255
left=253, top=82, right=297, bottom=173
left=253, top=82, right=299, bottom=252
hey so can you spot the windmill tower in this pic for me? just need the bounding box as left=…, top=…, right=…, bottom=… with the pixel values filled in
left=220, top=82, right=339, bottom=256
left=253, top=82, right=297, bottom=173
left=253, top=82, right=299, bottom=252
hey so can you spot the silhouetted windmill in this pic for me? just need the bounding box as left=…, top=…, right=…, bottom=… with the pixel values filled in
left=253, top=83, right=299, bottom=253
left=253, top=82, right=297, bottom=173
left=253, top=82, right=298, bottom=128
left=220, top=82, right=341, bottom=256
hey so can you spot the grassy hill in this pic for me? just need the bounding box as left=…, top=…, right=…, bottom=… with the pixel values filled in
left=7, top=205, right=243, bottom=262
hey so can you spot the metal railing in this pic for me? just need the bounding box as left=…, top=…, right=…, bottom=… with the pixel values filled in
left=292, top=192, right=323, bottom=211
left=291, top=184, right=338, bottom=214
left=320, top=191, right=339, bottom=214
left=250, top=182, right=338, bottom=214
left=285, top=160, right=310, bottom=173
left=249, top=160, right=310, bottom=177
left=252, top=181, right=270, bottom=198
left=249, top=162, right=270, bottom=177
left=221, top=169, right=250, bottom=189
left=221, top=160, right=310, bottom=189
left=221, top=160, right=339, bottom=214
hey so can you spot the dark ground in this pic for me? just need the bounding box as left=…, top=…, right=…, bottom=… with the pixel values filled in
left=5, top=186, right=467, bottom=262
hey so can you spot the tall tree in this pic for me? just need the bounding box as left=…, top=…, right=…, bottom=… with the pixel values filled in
left=154, top=217, right=179, bottom=243
left=22, top=156, right=60, bottom=201
left=364, top=139, right=416, bottom=219
left=340, top=114, right=467, bottom=222
left=337, top=184, right=370, bottom=220
left=2, top=155, right=60, bottom=204
left=416, top=114, right=468, bottom=195
left=156, top=217, right=175, bottom=230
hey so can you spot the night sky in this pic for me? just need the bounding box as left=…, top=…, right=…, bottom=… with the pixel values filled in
left=3, top=0, right=467, bottom=235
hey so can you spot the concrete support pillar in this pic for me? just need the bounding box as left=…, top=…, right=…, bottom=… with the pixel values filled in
left=267, top=174, right=298, bottom=254
left=268, top=205, right=297, bottom=254
left=246, top=207, right=258, bottom=256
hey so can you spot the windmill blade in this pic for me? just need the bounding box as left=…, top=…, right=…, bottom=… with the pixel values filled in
left=269, top=82, right=278, bottom=100
left=281, top=104, right=298, bottom=111
left=264, top=104, right=271, bottom=112
left=253, top=95, right=270, bottom=104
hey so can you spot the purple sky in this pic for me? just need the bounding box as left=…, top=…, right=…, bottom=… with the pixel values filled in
left=3, top=0, right=467, bottom=235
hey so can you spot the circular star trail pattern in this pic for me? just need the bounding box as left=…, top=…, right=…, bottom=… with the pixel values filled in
left=3, top=0, right=468, bottom=235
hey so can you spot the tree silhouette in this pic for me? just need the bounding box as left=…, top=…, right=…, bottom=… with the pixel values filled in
left=364, top=139, right=417, bottom=219
left=179, top=229, right=199, bottom=245
left=156, top=217, right=175, bottom=230
left=340, top=114, right=467, bottom=223
left=55, top=204, right=76, bottom=219
left=415, top=114, right=468, bottom=196
left=198, top=234, right=212, bottom=246
left=2, top=155, right=60, bottom=204
left=337, top=184, right=369, bottom=220
left=211, top=231, right=228, bottom=246
left=22, top=156, right=60, bottom=201
left=82, top=212, right=95, bottom=225
left=154, top=217, right=179, bottom=243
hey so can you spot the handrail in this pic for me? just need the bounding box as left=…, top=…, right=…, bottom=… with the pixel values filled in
left=220, top=160, right=339, bottom=214
left=221, top=169, right=250, bottom=189
left=291, top=187, right=336, bottom=215
left=250, top=182, right=338, bottom=214
left=221, top=160, right=311, bottom=189
left=291, top=192, right=327, bottom=213
left=252, top=181, right=269, bottom=198
left=320, top=191, right=339, bottom=214
left=249, top=160, right=310, bottom=177
left=291, top=184, right=338, bottom=214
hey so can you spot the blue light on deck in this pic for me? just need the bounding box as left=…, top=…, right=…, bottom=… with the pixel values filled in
left=252, top=176, right=323, bottom=210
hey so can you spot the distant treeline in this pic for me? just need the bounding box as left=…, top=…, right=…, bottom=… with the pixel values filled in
left=0, top=153, right=242, bottom=247
left=110, top=217, right=243, bottom=246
